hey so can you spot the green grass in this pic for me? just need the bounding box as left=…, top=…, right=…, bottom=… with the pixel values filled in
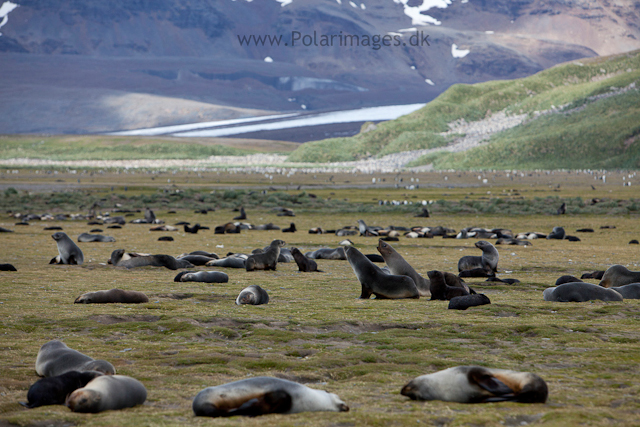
left=287, top=49, right=640, bottom=168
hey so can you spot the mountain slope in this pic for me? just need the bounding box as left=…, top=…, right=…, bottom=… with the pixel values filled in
left=287, top=49, right=640, bottom=169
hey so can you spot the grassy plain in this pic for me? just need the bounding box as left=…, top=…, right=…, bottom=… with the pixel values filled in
left=0, top=170, right=639, bottom=427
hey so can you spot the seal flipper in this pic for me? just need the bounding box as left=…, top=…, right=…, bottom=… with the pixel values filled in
left=229, top=390, right=292, bottom=417
left=468, top=368, right=515, bottom=401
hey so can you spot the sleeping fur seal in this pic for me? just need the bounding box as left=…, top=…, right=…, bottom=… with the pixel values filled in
left=611, top=283, right=640, bottom=299
left=344, top=246, right=419, bottom=299
left=174, top=271, right=229, bottom=283
left=543, top=282, right=623, bottom=302
left=427, top=270, right=472, bottom=300
left=23, top=370, right=104, bottom=408
left=598, top=265, right=640, bottom=288
left=401, top=366, right=548, bottom=403
left=457, top=240, right=498, bottom=275
left=377, top=239, right=430, bottom=297
left=66, top=375, right=147, bottom=413
left=36, top=340, right=116, bottom=377
left=110, top=249, right=193, bottom=270
left=176, top=254, right=220, bottom=266
left=448, top=294, right=491, bottom=310
left=235, top=285, right=270, bottom=305
left=206, top=255, right=247, bottom=269
left=246, top=240, right=285, bottom=271
left=77, top=233, right=116, bottom=243
left=50, top=232, right=84, bottom=265
left=192, top=376, right=348, bottom=417
left=305, top=247, right=346, bottom=260
left=291, top=248, right=320, bottom=272
left=74, top=289, right=149, bottom=304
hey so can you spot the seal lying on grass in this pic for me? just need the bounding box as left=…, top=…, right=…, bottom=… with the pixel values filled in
left=74, top=289, right=149, bottom=304
left=66, top=375, right=147, bottom=413
left=36, top=340, right=115, bottom=377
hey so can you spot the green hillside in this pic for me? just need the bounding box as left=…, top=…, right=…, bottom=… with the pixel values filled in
left=287, top=50, right=640, bottom=169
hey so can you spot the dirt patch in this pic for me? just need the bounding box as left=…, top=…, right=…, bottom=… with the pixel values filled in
left=90, top=314, right=161, bottom=324
left=158, top=293, right=193, bottom=300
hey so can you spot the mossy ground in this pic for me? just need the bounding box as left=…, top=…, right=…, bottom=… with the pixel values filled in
left=0, top=170, right=639, bottom=426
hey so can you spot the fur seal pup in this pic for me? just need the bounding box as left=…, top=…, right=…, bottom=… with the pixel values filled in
left=611, top=283, right=640, bottom=299
left=427, top=270, right=472, bottom=300
left=598, top=265, right=640, bottom=288
left=23, top=371, right=104, bottom=408
left=305, top=247, right=346, bottom=260
left=283, top=223, right=296, bottom=233
left=377, top=239, right=431, bottom=297
left=448, top=294, right=491, bottom=310
left=174, top=271, right=229, bottom=283
left=0, top=263, right=17, bottom=271
left=291, top=248, right=320, bottom=272
left=235, top=285, right=270, bottom=305
left=110, top=249, right=193, bottom=270
left=74, top=289, right=149, bottom=304
left=246, top=240, right=285, bottom=271
left=581, top=270, right=605, bottom=280
left=66, top=375, right=147, bottom=413
left=543, top=282, right=623, bottom=302
left=77, top=233, right=116, bottom=243
left=36, top=340, right=116, bottom=377
left=192, top=376, right=348, bottom=417
left=457, top=241, right=498, bottom=275
left=401, top=366, right=548, bottom=403
left=546, top=226, right=565, bottom=240
left=206, top=255, right=247, bottom=269
left=344, top=246, right=419, bottom=299
left=50, top=232, right=84, bottom=265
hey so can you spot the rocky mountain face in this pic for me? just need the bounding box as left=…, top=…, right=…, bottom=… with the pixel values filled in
left=1, top=0, right=639, bottom=133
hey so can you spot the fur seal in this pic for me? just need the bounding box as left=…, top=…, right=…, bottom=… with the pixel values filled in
left=448, top=294, right=491, bottom=310
left=376, top=239, right=430, bottom=297
left=427, top=270, right=472, bottom=300
left=177, top=254, right=219, bottom=266
left=174, top=271, right=229, bottom=283
left=457, top=241, right=498, bottom=275
left=283, top=223, right=296, bottom=233
left=555, top=275, right=583, bottom=286
left=401, top=366, right=548, bottom=403
left=74, top=289, right=149, bottom=304
left=235, top=285, right=270, bottom=305
left=611, top=283, right=640, bottom=299
left=35, top=340, right=116, bottom=377
left=246, top=240, right=285, bottom=271
left=543, top=282, right=623, bottom=302
left=77, top=233, right=116, bottom=243
left=357, top=219, right=379, bottom=236
left=305, top=248, right=346, bottom=260
left=50, top=232, right=84, bottom=265
left=344, top=246, right=419, bottom=299
left=291, top=248, right=320, bottom=272
left=233, top=206, right=247, bottom=220
left=192, top=377, right=348, bottom=417
left=598, top=265, right=640, bottom=288
left=546, top=226, right=565, bottom=240
left=206, top=255, right=247, bottom=269
left=66, top=375, right=147, bottom=413
left=581, top=270, right=605, bottom=280
left=0, top=263, right=17, bottom=271
left=23, top=371, right=103, bottom=408
left=110, top=249, right=193, bottom=270
left=158, top=236, right=174, bottom=241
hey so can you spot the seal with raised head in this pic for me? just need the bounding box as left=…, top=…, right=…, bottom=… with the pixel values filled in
left=543, top=282, right=623, bottom=302
left=305, top=247, right=346, bottom=260
left=344, top=246, right=419, bottom=299
left=192, top=376, right=348, bottom=417
left=110, top=249, right=193, bottom=270
left=457, top=240, right=498, bottom=275
left=427, top=270, right=472, bottom=300
left=23, top=371, right=104, bottom=408
left=36, top=340, right=116, bottom=377
left=546, top=226, right=565, bottom=240
left=77, top=233, right=116, bottom=243
left=598, top=265, right=640, bottom=288
left=74, top=289, right=149, bottom=304
left=246, top=240, right=285, bottom=271
left=581, top=270, right=605, bottom=280
left=174, top=271, right=229, bottom=283
left=401, top=366, right=548, bottom=403
left=66, top=375, right=147, bottom=413
left=377, top=239, right=430, bottom=297
left=291, top=247, right=320, bottom=272
left=50, top=232, right=84, bottom=265
left=235, top=285, right=270, bottom=305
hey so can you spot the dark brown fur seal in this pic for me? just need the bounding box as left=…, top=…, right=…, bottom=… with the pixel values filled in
left=192, top=377, right=348, bottom=417
left=401, top=366, right=548, bottom=403
left=427, top=270, right=472, bottom=300
left=23, top=371, right=104, bottom=408
left=555, top=275, right=583, bottom=286
left=598, top=265, right=640, bottom=288
left=344, top=246, right=419, bottom=299
left=291, top=247, right=320, bottom=272
left=581, top=270, right=605, bottom=280
left=74, top=289, right=149, bottom=304
left=246, top=240, right=285, bottom=271
left=377, top=239, right=430, bottom=297
left=235, top=285, right=270, bottom=305
left=66, top=375, right=147, bottom=413
left=448, top=294, right=491, bottom=310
